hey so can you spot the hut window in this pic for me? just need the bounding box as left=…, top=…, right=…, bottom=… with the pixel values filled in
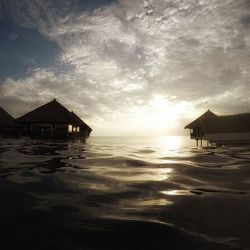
left=73, top=127, right=76, bottom=132
left=68, top=125, right=73, bottom=132
left=77, top=127, right=80, bottom=132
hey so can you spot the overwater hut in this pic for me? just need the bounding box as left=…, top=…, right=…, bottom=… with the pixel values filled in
left=16, top=99, right=92, bottom=140
left=185, top=110, right=250, bottom=146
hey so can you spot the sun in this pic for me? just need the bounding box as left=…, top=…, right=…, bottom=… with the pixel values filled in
left=140, top=95, right=190, bottom=135
left=112, top=95, right=192, bottom=136
left=93, top=95, right=192, bottom=137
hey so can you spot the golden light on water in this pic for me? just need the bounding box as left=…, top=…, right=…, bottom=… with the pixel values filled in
left=103, top=168, right=173, bottom=182
left=161, top=190, right=190, bottom=196
left=135, top=199, right=173, bottom=206
left=155, top=168, right=173, bottom=181
left=159, top=136, right=183, bottom=149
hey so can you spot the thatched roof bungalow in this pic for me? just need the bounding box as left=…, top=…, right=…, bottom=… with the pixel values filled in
left=16, top=99, right=92, bottom=140
left=185, top=110, right=250, bottom=146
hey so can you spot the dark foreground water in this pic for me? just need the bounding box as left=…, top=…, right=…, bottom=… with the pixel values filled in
left=0, top=136, right=250, bottom=250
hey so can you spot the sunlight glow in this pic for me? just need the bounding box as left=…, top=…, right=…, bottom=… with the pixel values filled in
left=161, top=190, right=190, bottom=196
left=135, top=199, right=172, bottom=206
left=155, top=168, right=173, bottom=181
left=90, top=95, right=194, bottom=136
left=159, top=136, right=183, bottom=149
left=85, top=167, right=173, bottom=182
left=128, top=95, right=192, bottom=136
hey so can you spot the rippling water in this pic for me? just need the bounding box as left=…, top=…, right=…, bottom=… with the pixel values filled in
left=0, top=136, right=250, bottom=249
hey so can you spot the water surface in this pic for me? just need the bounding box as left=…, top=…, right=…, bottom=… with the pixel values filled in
left=0, top=136, right=249, bottom=249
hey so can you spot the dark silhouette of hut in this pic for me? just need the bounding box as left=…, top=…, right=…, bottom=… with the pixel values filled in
left=185, top=110, right=217, bottom=146
left=0, top=107, right=19, bottom=137
left=185, top=110, right=250, bottom=146
left=16, top=99, right=92, bottom=140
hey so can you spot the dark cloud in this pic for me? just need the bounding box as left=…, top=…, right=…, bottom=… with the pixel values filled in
left=241, top=15, right=250, bottom=27
left=0, top=0, right=116, bottom=25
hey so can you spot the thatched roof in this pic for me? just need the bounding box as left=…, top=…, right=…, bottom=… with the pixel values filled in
left=16, top=99, right=92, bottom=130
left=185, top=110, right=250, bottom=133
left=203, top=113, right=250, bottom=133
left=0, top=107, right=14, bottom=126
left=185, top=110, right=217, bottom=129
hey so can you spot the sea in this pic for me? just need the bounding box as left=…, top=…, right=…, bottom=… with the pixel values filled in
left=0, top=136, right=250, bottom=250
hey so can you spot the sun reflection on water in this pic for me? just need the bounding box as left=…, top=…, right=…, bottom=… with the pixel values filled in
left=154, top=136, right=193, bottom=159
left=85, top=167, right=174, bottom=182
left=133, top=198, right=173, bottom=206
left=161, top=190, right=190, bottom=196
left=155, top=168, right=173, bottom=181
left=159, top=136, right=183, bottom=150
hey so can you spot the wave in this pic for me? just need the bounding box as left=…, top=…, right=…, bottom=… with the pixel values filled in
left=0, top=137, right=250, bottom=249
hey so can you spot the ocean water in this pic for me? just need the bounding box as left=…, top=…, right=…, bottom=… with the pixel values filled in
left=0, top=136, right=250, bottom=250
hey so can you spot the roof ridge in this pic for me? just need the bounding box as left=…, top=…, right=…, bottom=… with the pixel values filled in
left=16, top=99, right=57, bottom=120
left=185, top=110, right=217, bottom=129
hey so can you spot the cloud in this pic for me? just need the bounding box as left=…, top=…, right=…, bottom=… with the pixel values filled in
left=1, top=0, right=250, bottom=135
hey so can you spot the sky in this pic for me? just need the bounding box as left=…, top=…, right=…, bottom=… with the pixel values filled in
left=0, top=0, right=250, bottom=136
